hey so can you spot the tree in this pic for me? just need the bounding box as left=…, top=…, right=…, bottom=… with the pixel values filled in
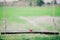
left=54, top=0, right=57, bottom=4
left=37, top=0, right=45, bottom=6
left=29, top=0, right=32, bottom=6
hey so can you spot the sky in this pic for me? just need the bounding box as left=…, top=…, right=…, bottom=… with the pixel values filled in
left=0, top=0, right=60, bottom=3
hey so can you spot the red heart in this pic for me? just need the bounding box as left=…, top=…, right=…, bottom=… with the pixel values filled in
left=29, top=29, right=32, bottom=32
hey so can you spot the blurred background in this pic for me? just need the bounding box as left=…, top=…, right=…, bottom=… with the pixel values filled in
left=0, top=0, right=60, bottom=7
left=0, top=0, right=60, bottom=40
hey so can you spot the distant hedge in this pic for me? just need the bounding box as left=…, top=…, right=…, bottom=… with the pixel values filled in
left=0, top=2, right=3, bottom=7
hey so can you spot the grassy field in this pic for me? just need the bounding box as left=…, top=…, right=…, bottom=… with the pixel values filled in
left=0, top=34, right=60, bottom=40
left=0, top=5, right=60, bottom=40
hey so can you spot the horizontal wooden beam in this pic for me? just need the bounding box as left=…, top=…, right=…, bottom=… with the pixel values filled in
left=1, top=32, right=59, bottom=35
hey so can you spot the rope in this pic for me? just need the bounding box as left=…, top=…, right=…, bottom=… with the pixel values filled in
left=4, top=0, right=7, bottom=32
left=52, top=0, right=57, bottom=34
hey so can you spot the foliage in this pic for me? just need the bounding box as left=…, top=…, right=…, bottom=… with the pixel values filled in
left=37, top=0, right=45, bottom=6
left=0, top=35, right=3, bottom=40
left=54, top=0, right=57, bottom=4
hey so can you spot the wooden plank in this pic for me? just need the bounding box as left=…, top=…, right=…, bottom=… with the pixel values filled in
left=1, top=32, right=59, bottom=35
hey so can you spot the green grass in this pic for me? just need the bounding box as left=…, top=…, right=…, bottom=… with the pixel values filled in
left=5, top=6, right=60, bottom=17
left=0, top=6, right=3, bottom=32
left=0, top=6, right=60, bottom=22
left=0, top=6, right=3, bottom=20
left=6, top=7, right=53, bottom=16
left=55, top=5, right=60, bottom=16
left=5, top=7, right=52, bottom=23
left=3, top=6, right=60, bottom=23
left=0, top=34, right=60, bottom=40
